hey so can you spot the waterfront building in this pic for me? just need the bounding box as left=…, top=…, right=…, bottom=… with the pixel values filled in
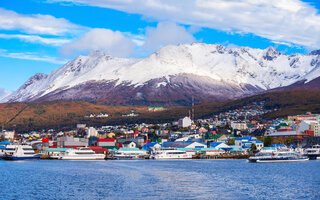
left=142, top=143, right=161, bottom=151
left=234, top=136, right=264, bottom=150
left=57, top=135, right=88, bottom=148
left=162, top=141, right=207, bottom=149
left=209, top=142, right=232, bottom=150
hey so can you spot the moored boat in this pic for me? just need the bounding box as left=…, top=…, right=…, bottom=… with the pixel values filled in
left=303, top=145, right=320, bottom=160
left=59, top=147, right=105, bottom=160
left=248, top=148, right=308, bottom=163
left=111, top=148, right=147, bottom=160
left=150, top=149, right=192, bottom=160
left=3, top=144, right=40, bottom=160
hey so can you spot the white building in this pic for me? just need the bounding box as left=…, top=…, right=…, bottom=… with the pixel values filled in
left=86, top=127, right=98, bottom=138
left=122, top=141, right=137, bottom=148
left=175, top=134, right=201, bottom=142
left=231, top=121, right=248, bottom=130
left=178, top=117, right=192, bottom=128
left=297, top=120, right=320, bottom=136
left=0, top=131, right=14, bottom=141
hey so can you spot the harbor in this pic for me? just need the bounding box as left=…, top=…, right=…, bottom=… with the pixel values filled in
left=1, top=141, right=319, bottom=162
left=0, top=159, right=319, bottom=200
left=1, top=113, right=320, bottom=162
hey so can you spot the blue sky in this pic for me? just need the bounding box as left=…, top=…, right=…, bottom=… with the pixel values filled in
left=0, top=0, right=320, bottom=95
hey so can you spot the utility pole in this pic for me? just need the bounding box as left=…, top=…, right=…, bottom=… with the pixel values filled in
left=192, top=96, right=195, bottom=122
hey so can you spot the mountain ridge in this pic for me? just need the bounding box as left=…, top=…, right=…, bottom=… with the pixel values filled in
left=2, top=43, right=320, bottom=106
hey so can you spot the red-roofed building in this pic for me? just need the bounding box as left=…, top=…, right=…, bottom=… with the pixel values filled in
left=97, top=139, right=115, bottom=146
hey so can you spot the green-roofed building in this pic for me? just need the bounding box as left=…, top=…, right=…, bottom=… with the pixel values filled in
left=204, top=132, right=225, bottom=142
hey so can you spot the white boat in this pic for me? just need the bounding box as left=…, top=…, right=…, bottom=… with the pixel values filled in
left=3, top=144, right=40, bottom=160
left=112, top=148, right=147, bottom=160
left=59, top=147, right=105, bottom=160
left=303, top=144, right=320, bottom=160
left=151, top=149, right=192, bottom=160
left=248, top=147, right=308, bottom=163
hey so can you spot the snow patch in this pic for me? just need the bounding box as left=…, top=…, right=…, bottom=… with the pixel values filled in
left=4, top=44, right=320, bottom=102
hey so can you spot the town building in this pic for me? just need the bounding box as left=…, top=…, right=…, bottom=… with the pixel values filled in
left=122, top=141, right=137, bottom=148
left=178, top=116, right=192, bottom=128
left=87, top=127, right=98, bottom=138
left=97, top=139, right=116, bottom=147
left=234, top=136, right=264, bottom=150
left=231, top=121, right=248, bottom=130
left=0, top=131, right=14, bottom=141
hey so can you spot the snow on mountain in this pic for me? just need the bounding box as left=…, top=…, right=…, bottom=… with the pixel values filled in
left=2, top=43, right=320, bottom=105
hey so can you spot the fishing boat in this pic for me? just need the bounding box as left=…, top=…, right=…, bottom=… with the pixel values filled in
left=3, top=144, right=40, bottom=160
left=59, top=147, right=105, bottom=160
left=150, top=149, right=192, bottom=160
left=303, top=144, right=320, bottom=160
left=248, top=148, right=308, bottom=163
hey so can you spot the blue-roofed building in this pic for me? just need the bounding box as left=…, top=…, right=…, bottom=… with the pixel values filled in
left=209, top=142, right=232, bottom=150
left=0, top=140, right=11, bottom=145
left=162, top=141, right=207, bottom=149
left=142, top=143, right=161, bottom=151
left=270, top=144, right=286, bottom=148
left=235, top=136, right=264, bottom=150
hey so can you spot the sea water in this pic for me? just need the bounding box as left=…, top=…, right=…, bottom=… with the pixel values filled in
left=0, top=159, right=319, bottom=200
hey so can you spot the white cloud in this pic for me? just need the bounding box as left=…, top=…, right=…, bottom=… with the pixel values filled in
left=0, top=8, right=86, bottom=36
left=60, top=28, right=135, bottom=57
left=0, top=49, right=67, bottom=64
left=142, top=22, right=196, bottom=52
left=51, top=0, right=320, bottom=49
left=0, top=34, right=70, bottom=46
left=0, top=88, right=12, bottom=101
left=123, top=32, right=145, bottom=46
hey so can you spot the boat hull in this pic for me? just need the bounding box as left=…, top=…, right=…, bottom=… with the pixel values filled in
left=111, top=156, right=142, bottom=160
left=59, top=156, right=105, bottom=160
left=248, top=158, right=309, bottom=163
left=3, top=154, right=41, bottom=160
left=59, top=154, right=105, bottom=160
left=304, top=154, right=320, bottom=160
left=151, top=155, right=192, bottom=160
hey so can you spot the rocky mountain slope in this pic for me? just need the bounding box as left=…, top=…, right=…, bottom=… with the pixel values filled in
left=2, top=43, right=320, bottom=106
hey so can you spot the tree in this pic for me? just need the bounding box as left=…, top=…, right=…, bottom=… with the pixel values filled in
left=251, top=143, right=257, bottom=152
left=226, top=138, right=235, bottom=145
left=77, top=128, right=86, bottom=137
left=285, top=137, right=296, bottom=145
left=0, top=135, right=5, bottom=141
left=263, top=136, right=272, bottom=147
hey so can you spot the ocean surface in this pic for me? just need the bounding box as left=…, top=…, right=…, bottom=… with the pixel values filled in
left=0, top=159, right=319, bottom=200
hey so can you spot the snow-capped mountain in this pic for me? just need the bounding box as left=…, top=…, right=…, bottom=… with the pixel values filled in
left=3, top=43, right=320, bottom=106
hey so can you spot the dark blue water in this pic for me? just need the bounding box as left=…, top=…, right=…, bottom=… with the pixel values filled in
left=0, top=159, right=319, bottom=200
